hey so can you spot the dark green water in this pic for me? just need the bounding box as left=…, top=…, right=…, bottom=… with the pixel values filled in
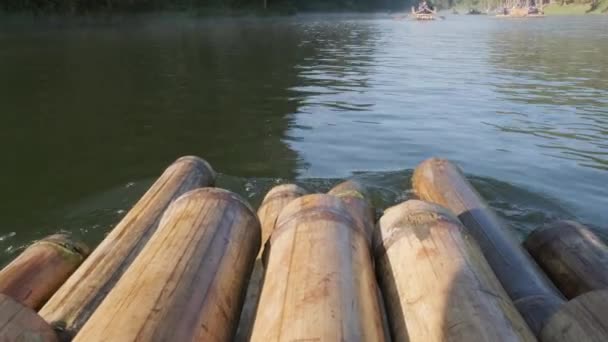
left=0, top=13, right=607, bottom=263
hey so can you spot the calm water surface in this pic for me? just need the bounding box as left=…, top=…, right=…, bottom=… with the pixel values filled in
left=0, top=14, right=607, bottom=263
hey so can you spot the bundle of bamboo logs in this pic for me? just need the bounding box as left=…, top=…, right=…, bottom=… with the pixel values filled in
left=40, top=156, right=215, bottom=339
left=374, top=200, right=535, bottom=341
left=412, top=158, right=565, bottom=334
left=0, top=155, right=606, bottom=342
left=250, top=193, right=386, bottom=341
left=74, top=188, right=260, bottom=342
left=411, top=158, right=608, bottom=341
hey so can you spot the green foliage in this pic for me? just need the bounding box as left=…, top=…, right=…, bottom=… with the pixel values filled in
left=1, top=0, right=603, bottom=13
left=0, top=0, right=400, bottom=13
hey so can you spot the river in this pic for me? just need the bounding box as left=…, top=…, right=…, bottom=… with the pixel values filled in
left=0, top=13, right=606, bottom=263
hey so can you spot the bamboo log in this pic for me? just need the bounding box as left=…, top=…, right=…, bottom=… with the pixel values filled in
left=40, top=156, right=215, bottom=339
left=540, top=289, right=608, bottom=342
left=250, top=194, right=386, bottom=341
left=0, top=294, right=58, bottom=342
left=257, top=184, right=308, bottom=257
left=235, top=184, right=307, bottom=342
left=73, top=188, right=260, bottom=342
left=412, top=158, right=564, bottom=335
left=328, top=180, right=392, bottom=339
left=375, top=200, right=535, bottom=341
left=328, top=180, right=375, bottom=244
left=0, top=234, right=89, bottom=311
left=524, top=220, right=608, bottom=299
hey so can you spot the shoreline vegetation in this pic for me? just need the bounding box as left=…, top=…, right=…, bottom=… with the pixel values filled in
left=1, top=0, right=606, bottom=16
left=454, top=0, right=607, bottom=14
left=543, top=2, right=608, bottom=14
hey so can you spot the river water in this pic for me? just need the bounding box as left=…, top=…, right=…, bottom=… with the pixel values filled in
left=0, top=13, right=607, bottom=263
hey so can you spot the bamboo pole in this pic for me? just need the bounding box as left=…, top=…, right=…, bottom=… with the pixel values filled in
left=0, top=294, right=58, bottom=342
left=73, top=188, right=260, bottom=342
left=524, top=220, right=608, bottom=299
left=235, top=184, right=307, bottom=342
left=375, top=200, right=536, bottom=341
left=250, top=194, right=386, bottom=341
left=0, top=234, right=89, bottom=310
left=40, top=156, right=215, bottom=339
left=257, top=184, right=308, bottom=258
left=328, top=180, right=392, bottom=339
left=540, top=289, right=608, bottom=342
left=412, top=158, right=564, bottom=335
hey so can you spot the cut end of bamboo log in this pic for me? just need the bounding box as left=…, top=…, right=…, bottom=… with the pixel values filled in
left=174, top=155, right=217, bottom=184
left=328, top=180, right=375, bottom=244
left=524, top=220, right=608, bottom=299
left=412, top=157, right=465, bottom=208
left=261, top=184, right=308, bottom=203
left=374, top=199, right=462, bottom=256
left=258, top=183, right=308, bottom=254
left=0, top=234, right=89, bottom=311
left=327, top=179, right=370, bottom=199
left=380, top=199, right=459, bottom=228
left=540, top=289, right=608, bottom=342
left=37, top=234, right=91, bottom=260
left=0, top=294, right=58, bottom=342
left=271, top=194, right=363, bottom=243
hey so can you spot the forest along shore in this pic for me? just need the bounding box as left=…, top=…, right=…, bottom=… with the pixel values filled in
left=2, top=0, right=607, bottom=15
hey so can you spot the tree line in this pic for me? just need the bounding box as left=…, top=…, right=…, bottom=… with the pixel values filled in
left=0, top=0, right=600, bottom=13
left=1, top=0, right=416, bottom=13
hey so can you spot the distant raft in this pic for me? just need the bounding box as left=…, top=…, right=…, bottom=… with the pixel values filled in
left=496, top=7, right=546, bottom=18
left=412, top=7, right=436, bottom=20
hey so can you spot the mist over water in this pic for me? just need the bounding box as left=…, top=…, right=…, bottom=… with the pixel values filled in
left=0, top=14, right=606, bottom=263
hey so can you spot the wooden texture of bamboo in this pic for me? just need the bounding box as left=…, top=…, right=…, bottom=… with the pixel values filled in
left=412, top=158, right=564, bottom=335
left=235, top=184, right=307, bottom=342
left=257, top=184, right=308, bottom=257
left=73, top=188, right=260, bottom=342
left=250, top=194, right=386, bottom=341
left=327, top=180, right=375, bottom=244
left=40, top=156, right=215, bottom=339
left=0, top=294, right=58, bottom=342
left=524, top=220, right=608, bottom=299
left=329, top=180, right=392, bottom=339
left=374, top=200, right=535, bottom=341
left=540, top=290, right=608, bottom=342
left=0, top=234, right=89, bottom=310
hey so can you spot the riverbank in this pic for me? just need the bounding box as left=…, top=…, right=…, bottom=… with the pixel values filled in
left=452, top=0, right=608, bottom=15
left=543, top=2, right=608, bottom=15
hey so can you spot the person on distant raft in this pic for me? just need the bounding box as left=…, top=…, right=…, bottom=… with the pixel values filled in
left=528, top=0, right=540, bottom=14
left=417, top=0, right=433, bottom=14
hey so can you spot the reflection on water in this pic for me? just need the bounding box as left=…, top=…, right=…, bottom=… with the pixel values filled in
left=0, top=14, right=606, bottom=264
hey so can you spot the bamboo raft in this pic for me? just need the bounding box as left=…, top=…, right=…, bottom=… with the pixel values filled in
left=496, top=7, right=546, bottom=17
left=412, top=7, right=436, bottom=20
left=0, top=155, right=606, bottom=341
